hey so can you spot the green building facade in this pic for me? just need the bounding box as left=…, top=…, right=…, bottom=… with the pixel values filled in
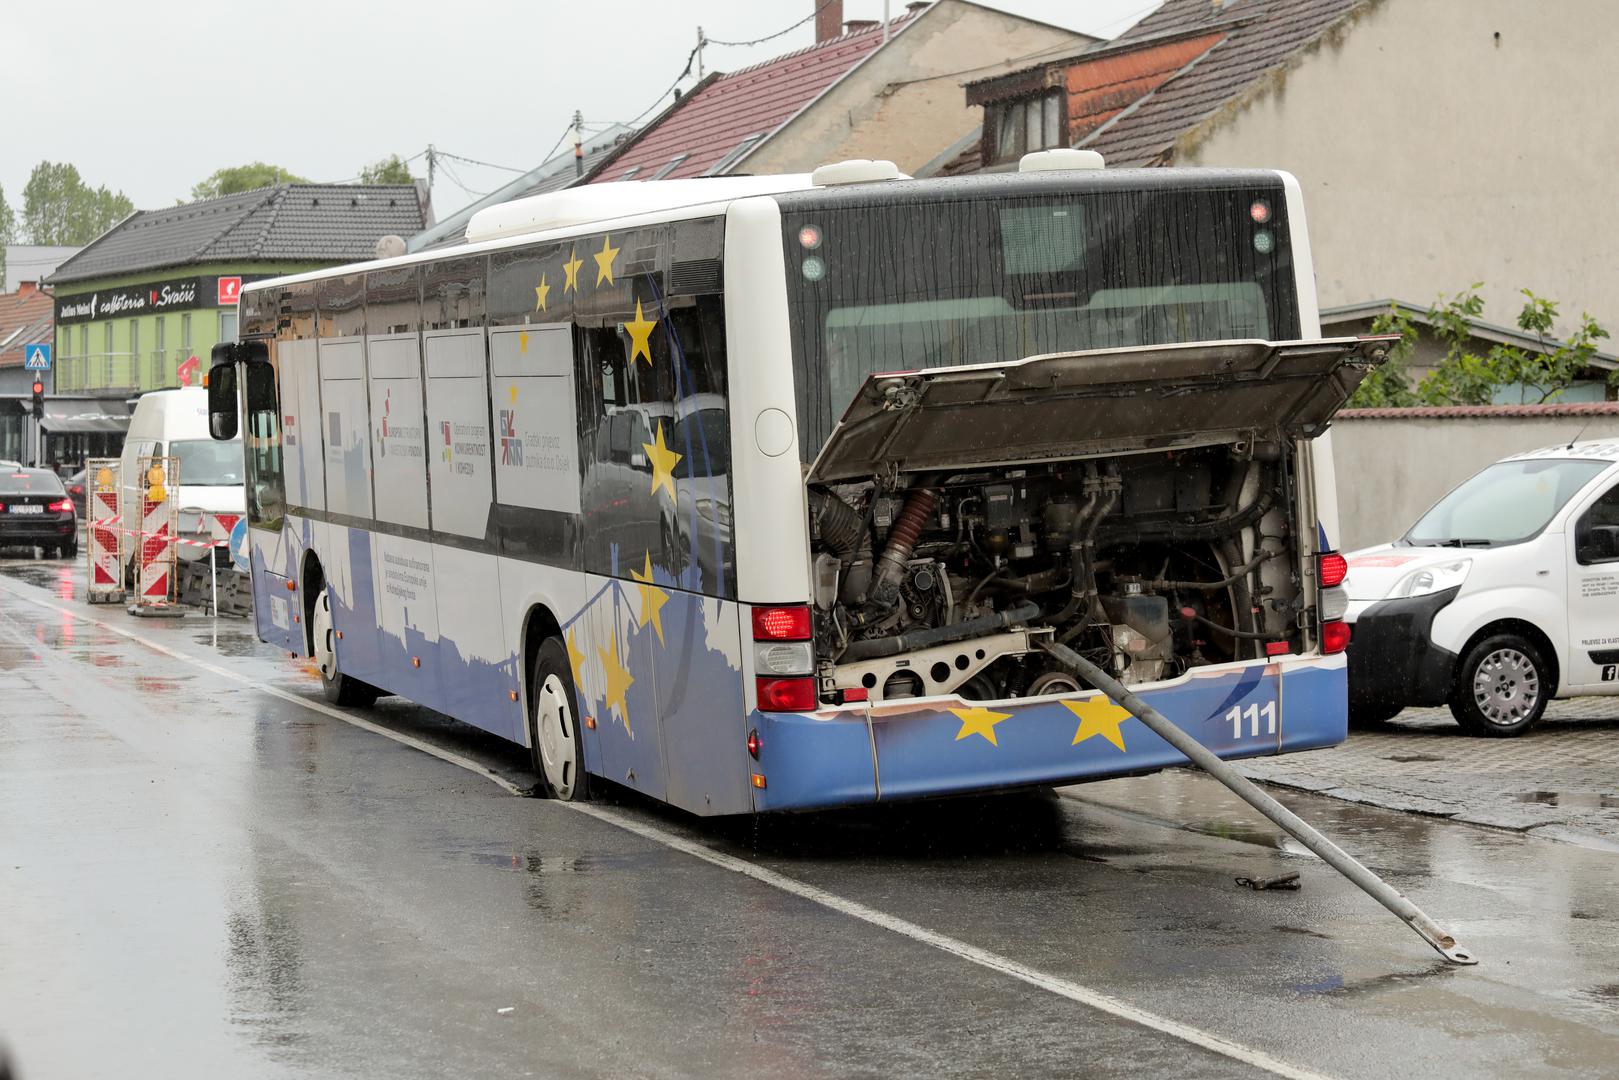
left=48, top=182, right=430, bottom=399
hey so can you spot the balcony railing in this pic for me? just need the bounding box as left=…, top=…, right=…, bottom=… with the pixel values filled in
left=54, top=350, right=198, bottom=392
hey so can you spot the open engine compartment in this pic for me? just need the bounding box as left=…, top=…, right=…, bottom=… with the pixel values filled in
left=807, top=440, right=1312, bottom=704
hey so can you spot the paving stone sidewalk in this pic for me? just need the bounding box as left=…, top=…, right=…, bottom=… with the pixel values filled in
left=1239, top=697, right=1619, bottom=850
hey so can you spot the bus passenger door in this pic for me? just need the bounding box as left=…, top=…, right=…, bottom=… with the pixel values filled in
left=316, top=334, right=383, bottom=685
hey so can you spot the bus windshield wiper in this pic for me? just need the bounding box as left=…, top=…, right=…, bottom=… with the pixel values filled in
left=1436, top=537, right=1492, bottom=548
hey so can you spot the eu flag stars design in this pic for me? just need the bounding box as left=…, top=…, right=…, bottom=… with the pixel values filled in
left=1065, top=695, right=1133, bottom=751
left=594, top=234, right=620, bottom=286
left=599, top=636, right=635, bottom=737
left=563, top=249, right=584, bottom=293
left=534, top=275, right=550, bottom=312
left=631, top=553, right=670, bottom=646
left=642, top=421, right=682, bottom=501
left=951, top=705, right=1011, bottom=746
left=625, top=300, right=657, bottom=366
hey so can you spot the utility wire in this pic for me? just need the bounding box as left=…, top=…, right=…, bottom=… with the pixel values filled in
left=435, top=149, right=526, bottom=173
left=706, top=0, right=840, bottom=47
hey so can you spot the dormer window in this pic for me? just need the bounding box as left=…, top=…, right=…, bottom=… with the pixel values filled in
left=986, top=90, right=1064, bottom=165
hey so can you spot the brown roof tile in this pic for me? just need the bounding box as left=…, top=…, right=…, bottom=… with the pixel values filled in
left=0, top=288, right=55, bottom=370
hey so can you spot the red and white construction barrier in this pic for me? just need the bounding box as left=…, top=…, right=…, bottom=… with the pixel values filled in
left=85, top=458, right=124, bottom=605
left=130, top=456, right=179, bottom=614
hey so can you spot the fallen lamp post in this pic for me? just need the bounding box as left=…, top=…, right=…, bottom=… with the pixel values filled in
left=1038, top=639, right=1477, bottom=966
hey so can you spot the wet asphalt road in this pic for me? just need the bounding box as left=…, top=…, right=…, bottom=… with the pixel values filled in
left=3, top=558, right=1619, bottom=1079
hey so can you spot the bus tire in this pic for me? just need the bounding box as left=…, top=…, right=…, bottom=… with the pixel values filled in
left=312, top=584, right=380, bottom=707
left=530, top=638, right=589, bottom=801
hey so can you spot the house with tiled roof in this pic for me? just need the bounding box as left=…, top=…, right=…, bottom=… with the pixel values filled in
left=0, top=282, right=58, bottom=462
left=46, top=182, right=429, bottom=401
left=587, top=0, right=1093, bottom=185
left=925, top=0, right=1619, bottom=352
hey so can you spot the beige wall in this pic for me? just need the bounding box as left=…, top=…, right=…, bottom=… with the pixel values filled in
left=1331, top=413, right=1619, bottom=551
left=1182, top=0, right=1619, bottom=337
left=740, top=0, right=1088, bottom=177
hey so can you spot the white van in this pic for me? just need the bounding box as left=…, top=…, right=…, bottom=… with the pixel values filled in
left=1343, top=440, right=1619, bottom=735
left=120, top=388, right=245, bottom=567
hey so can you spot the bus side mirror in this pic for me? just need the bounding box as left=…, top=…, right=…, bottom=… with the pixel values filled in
left=207, top=344, right=238, bottom=441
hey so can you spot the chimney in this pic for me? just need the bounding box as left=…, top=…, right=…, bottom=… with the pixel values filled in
left=815, top=0, right=844, bottom=43
left=17, top=281, right=37, bottom=297
left=845, top=19, right=877, bottom=32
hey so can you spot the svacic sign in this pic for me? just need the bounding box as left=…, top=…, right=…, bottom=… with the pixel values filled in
left=55, top=278, right=202, bottom=324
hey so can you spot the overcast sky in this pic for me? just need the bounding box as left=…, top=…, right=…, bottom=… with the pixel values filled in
left=2, top=0, right=1157, bottom=225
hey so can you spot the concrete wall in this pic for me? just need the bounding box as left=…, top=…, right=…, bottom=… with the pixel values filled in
left=1330, top=409, right=1619, bottom=551
left=740, top=0, right=1089, bottom=177
left=1181, top=0, right=1619, bottom=338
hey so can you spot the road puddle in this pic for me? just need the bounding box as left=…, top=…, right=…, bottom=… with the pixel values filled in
left=1511, top=790, right=1619, bottom=809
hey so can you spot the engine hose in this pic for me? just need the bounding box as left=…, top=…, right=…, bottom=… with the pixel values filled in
left=1056, top=470, right=1119, bottom=644
left=1104, top=487, right=1277, bottom=543
left=1183, top=610, right=1274, bottom=641
left=808, top=488, right=863, bottom=558
left=872, top=487, right=938, bottom=597
left=1147, top=547, right=1280, bottom=592
left=839, top=602, right=1040, bottom=663
left=1043, top=468, right=1104, bottom=627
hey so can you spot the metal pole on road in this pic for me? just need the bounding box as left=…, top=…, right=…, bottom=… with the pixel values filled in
left=1038, top=639, right=1478, bottom=966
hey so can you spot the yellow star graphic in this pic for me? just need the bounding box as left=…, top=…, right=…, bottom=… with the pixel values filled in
left=534, top=275, right=549, bottom=312
left=562, top=250, right=583, bottom=293
left=630, top=552, right=670, bottom=646
left=594, top=234, right=620, bottom=286
left=518, top=331, right=530, bottom=353
left=950, top=705, right=1011, bottom=746
left=599, top=635, right=635, bottom=737
left=1064, top=695, right=1133, bottom=752
left=624, top=300, right=657, bottom=366
left=508, top=383, right=518, bottom=405
left=642, top=421, right=682, bottom=502
left=565, top=627, right=586, bottom=686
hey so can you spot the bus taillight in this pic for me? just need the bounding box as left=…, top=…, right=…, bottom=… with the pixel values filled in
left=1322, top=621, right=1351, bottom=654
left=751, top=605, right=812, bottom=641
left=1319, top=551, right=1348, bottom=588
left=756, top=677, right=817, bottom=712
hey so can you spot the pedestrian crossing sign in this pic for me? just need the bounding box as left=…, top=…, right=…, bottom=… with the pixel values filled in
left=23, top=343, right=52, bottom=371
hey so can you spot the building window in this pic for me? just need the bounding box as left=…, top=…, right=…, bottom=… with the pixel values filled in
left=988, top=90, right=1064, bottom=165
left=650, top=154, right=690, bottom=180
left=620, top=166, right=642, bottom=180
left=704, top=134, right=765, bottom=176
left=220, top=310, right=239, bottom=343
left=181, top=313, right=192, bottom=353
left=79, top=325, right=88, bottom=357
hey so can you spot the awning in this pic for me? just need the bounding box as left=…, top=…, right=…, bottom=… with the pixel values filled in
left=40, top=399, right=132, bottom=435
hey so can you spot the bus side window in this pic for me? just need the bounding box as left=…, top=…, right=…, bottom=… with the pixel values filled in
left=244, top=359, right=286, bottom=530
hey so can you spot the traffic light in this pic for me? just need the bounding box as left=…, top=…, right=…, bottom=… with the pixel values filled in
left=30, top=380, right=44, bottom=419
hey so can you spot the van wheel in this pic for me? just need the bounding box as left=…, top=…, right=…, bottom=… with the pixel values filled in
left=530, top=638, right=589, bottom=801
left=1449, top=633, right=1548, bottom=737
left=312, top=585, right=380, bottom=707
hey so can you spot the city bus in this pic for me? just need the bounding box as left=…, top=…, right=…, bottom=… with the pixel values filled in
left=207, top=155, right=1386, bottom=815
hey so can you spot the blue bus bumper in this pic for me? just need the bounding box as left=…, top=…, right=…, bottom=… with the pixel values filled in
left=748, top=655, right=1346, bottom=812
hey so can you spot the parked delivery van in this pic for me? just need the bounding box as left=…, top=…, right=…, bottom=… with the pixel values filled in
left=1343, top=440, right=1619, bottom=736
left=119, top=387, right=245, bottom=569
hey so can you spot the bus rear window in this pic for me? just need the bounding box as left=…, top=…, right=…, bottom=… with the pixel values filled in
left=781, top=183, right=1298, bottom=451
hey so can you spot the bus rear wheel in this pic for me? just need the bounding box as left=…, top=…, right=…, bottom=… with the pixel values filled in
left=312, top=585, right=380, bottom=707
left=531, top=638, right=589, bottom=801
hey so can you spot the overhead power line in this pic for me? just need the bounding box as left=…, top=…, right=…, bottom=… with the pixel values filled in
left=706, top=0, right=839, bottom=47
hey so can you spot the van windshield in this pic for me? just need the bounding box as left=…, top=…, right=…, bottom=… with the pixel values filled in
left=1405, top=458, right=1608, bottom=546
left=172, top=439, right=244, bottom=487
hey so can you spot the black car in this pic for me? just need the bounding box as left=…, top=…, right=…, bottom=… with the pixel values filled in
left=0, top=468, right=78, bottom=558
left=63, top=468, right=88, bottom=518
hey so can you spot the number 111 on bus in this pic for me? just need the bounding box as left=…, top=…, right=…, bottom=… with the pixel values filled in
left=1229, top=700, right=1278, bottom=739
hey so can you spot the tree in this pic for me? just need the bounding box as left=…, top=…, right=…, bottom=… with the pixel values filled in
left=358, top=154, right=414, bottom=184
left=0, top=183, right=14, bottom=284
left=1347, top=286, right=1617, bottom=408
left=21, top=162, right=135, bottom=246
left=1417, top=287, right=1613, bottom=405
left=1347, top=304, right=1420, bottom=408
left=190, top=162, right=308, bottom=201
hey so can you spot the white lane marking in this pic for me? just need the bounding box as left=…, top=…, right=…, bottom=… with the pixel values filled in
left=2, top=576, right=1335, bottom=1080
left=0, top=579, right=527, bottom=797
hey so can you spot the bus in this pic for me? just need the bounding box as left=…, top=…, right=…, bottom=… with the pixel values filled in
left=207, top=155, right=1386, bottom=815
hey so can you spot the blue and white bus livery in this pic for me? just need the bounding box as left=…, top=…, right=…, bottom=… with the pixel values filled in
left=207, top=158, right=1383, bottom=815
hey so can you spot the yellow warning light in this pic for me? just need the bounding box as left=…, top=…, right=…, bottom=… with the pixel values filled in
left=95, top=467, right=114, bottom=488
left=147, top=464, right=166, bottom=488
left=148, top=487, right=168, bottom=503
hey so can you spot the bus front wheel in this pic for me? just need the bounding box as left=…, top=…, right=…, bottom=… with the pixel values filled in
left=531, top=638, right=589, bottom=801
left=313, top=585, right=380, bottom=707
